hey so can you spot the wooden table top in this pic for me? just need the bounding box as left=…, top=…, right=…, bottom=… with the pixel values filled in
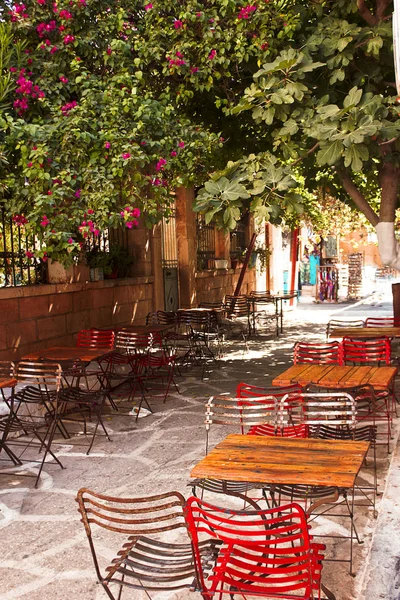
left=0, top=378, right=17, bottom=389
left=22, top=346, right=112, bottom=363
left=329, top=327, right=400, bottom=339
left=190, top=434, right=369, bottom=488
left=272, top=364, right=397, bottom=390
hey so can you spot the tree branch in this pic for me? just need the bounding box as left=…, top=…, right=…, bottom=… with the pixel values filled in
left=376, top=0, right=392, bottom=20
left=290, top=142, right=319, bottom=167
left=357, top=0, right=378, bottom=25
left=336, top=167, right=379, bottom=226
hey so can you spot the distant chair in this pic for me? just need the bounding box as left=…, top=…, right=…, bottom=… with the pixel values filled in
left=76, top=328, right=115, bottom=349
left=294, top=341, right=343, bottom=365
left=326, top=319, right=365, bottom=339
left=365, top=316, right=400, bottom=327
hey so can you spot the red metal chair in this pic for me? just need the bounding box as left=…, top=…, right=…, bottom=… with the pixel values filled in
left=326, top=318, right=365, bottom=339
left=294, top=341, right=343, bottom=365
left=76, top=328, right=115, bottom=349
left=185, top=496, right=332, bottom=600
left=365, top=316, right=400, bottom=327
left=236, top=381, right=307, bottom=437
left=342, top=336, right=392, bottom=365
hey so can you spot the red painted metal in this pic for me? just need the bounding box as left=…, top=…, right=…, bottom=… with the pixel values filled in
left=185, top=496, right=327, bottom=599
left=290, top=227, right=299, bottom=306
left=294, top=341, right=344, bottom=365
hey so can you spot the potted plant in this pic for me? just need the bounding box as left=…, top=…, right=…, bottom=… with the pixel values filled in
left=85, top=249, right=110, bottom=281
left=106, top=245, right=134, bottom=279
left=243, top=245, right=272, bottom=271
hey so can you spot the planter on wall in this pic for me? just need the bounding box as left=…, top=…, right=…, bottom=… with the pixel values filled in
left=215, top=259, right=229, bottom=269
left=89, top=268, right=104, bottom=282
left=47, top=259, right=74, bottom=284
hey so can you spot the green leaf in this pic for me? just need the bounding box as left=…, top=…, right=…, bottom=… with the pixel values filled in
left=343, top=87, right=362, bottom=109
left=316, top=140, right=343, bottom=166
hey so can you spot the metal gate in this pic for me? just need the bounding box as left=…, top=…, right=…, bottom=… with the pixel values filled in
left=161, top=208, right=179, bottom=311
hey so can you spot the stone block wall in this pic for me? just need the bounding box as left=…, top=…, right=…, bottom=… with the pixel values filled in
left=0, top=277, right=154, bottom=360
left=195, top=268, right=256, bottom=305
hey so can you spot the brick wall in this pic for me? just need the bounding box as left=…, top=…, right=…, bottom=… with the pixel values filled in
left=0, top=277, right=154, bottom=360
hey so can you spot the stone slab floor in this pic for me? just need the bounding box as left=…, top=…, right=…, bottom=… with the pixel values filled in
left=0, top=288, right=399, bottom=600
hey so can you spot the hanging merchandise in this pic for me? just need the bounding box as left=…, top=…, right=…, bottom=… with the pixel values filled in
left=316, top=265, right=339, bottom=302
left=347, top=253, right=363, bottom=300
left=309, top=248, right=320, bottom=285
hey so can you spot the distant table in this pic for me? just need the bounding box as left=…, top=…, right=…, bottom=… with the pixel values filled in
left=272, top=292, right=298, bottom=333
left=246, top=295, right=279, bottom=336
left=0, top=378, right=17, bottom=390
left=22, top=346, right=112, bottom=363
left=272, top=364, right=397, bottom=391
left=190, top=433, right=369, bottom=489
left=329, top=327, right=400, bottom=339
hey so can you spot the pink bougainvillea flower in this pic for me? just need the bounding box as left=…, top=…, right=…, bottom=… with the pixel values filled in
left=9, top=67, right=17, bottom=73
left=26, top=250, right=34, bottom=259
left=261, top=42, right=269, bottom=50
left=152, top=178, right=161, bottom=186
left=178, top=141, right=185, bottom=148
left=175, top=51, right=183, bottom=58
left=156, top=158, right=167, bottom=171
left=174, top=19, right=183, bottom=29
left=27, top=161, right=33, bottom=167
left=50, top=46, right=58, bottom=54
left=61, top=100, right=77, bottom=115
left=59, top=75, right=68, bottom=83
left=132, top=208, right=140, bottom=218
left=47, top=190, right=52, bottom=195
left=40, top=215, right=50, bottom=227
left=190, top=66, right=199, bottom=73
left=42, top=253, right=48, bottom=262
left=59, top=9, right=72, bottom=18
left=37, top=0, right=46, bottom=5
left=208, top=49, right=216, bottom=60
left=63, top=34, right=75, bottom=44
left=104, top=141, right=111, bottom=148
left=125, top=221, right=134, bottom=229
left=196, top=12, right=202, bottom=17
left=74, top=189, right=81, bottom=198
left=144, top=3, right=153, bottom=10
left=170, top=150, right=177, bottom=157
left=13, top=214, right=28, bottom=226
left=122, top=152, right=131, bottom=159
left=68, top=237, right=74, bottom=243
left=238, top=5, right=257, bottom=19
left=106, top=47, right=112, bottom=55
left=87, top=209, right=94, bottom=214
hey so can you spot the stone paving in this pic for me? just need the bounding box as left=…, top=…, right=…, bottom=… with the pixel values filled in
left=0, top=289, right=398, bottom=600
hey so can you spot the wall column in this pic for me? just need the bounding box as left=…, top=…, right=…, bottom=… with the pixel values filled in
left=150, top=222, right=164, bottom=311
left=176, top=186, right=197, bottom=308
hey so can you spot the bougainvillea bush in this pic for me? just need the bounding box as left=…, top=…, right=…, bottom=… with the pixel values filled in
left=0, top=1, right=228, bottom=264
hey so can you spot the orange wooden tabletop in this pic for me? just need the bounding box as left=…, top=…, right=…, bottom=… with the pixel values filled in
left=272, top=364, right=397, bottom=390
left=329, top=327, right=400, bottom=339
left=22, top=346, right=112, bottom=363
left=0, top=378, right=17, bottom=389
left=190, top=434, right=369, bottom=488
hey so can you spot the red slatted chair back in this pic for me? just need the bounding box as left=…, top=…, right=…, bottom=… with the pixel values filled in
left=365, top=317, right=400, bottom=327
left=294, top=341, right=343, bottom=365
left=236, top=382, right=307, bottom=437
left=77, top=329, right=114, bottom=349
left=114, top=330, right=162, bottom=353
left=343, top=336, right=391, bottom=365
left=185, top=496, right=325, bottom=599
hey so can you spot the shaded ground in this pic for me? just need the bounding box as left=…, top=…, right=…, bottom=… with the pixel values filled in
left=0, top=285, right=398, bottom=600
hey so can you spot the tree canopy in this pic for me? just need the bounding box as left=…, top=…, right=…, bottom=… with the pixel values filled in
left=2, top=0, right=399, bottom=264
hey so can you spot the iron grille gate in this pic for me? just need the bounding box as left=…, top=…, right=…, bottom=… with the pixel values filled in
left=161, top=209, right=179, bottom=311
left=0, top=204, right=47, bottom=287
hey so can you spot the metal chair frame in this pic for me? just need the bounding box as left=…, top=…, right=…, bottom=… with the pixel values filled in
left=294, top=341, right=344, bottom=365
left=76, top=488, right=219, bottom=600
left=248, top=291, right=279, bottom=336
left=0, top=361, right=64, bottom=487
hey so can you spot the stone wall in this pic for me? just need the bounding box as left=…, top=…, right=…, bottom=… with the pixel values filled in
left=0, top=277, right=154, bottom=360
left=195, top=268, right=256, bottom=305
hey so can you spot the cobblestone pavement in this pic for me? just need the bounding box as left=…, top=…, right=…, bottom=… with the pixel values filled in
left=0, top=291, right=398, bottom=600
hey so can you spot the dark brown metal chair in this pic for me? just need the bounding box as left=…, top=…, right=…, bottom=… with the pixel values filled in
left=76, top=489, right=219, bottom=599
left=0, top=361, right=64, bottom=487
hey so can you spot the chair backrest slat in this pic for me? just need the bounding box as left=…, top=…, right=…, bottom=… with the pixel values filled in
left=294, top=341, right=343, bottom=365
left=365, top=317, right=400, bottom=327
left=342, top=336, right=391, bottom=365
left=77, top=329, right=115, bottom=349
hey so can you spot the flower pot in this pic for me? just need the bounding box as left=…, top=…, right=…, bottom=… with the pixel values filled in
left=215, top=259, right=228, bottom=269
left=104, top=268, right=118, bottom=280
left=47, top=259, right=74, bottom=284
left=89, top=268, right=104, bottom=282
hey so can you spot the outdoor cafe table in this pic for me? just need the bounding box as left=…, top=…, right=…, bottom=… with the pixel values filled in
left=272, top=364, right=397, bottom=391
left=329, top=326, right=400, bottom=339
left=190, top=433, right=369, bottom=489
left=22, top=346, right=113, bottom=363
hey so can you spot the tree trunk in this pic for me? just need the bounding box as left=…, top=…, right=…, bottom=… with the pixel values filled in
left=375, top=162, right=400, bottom=269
